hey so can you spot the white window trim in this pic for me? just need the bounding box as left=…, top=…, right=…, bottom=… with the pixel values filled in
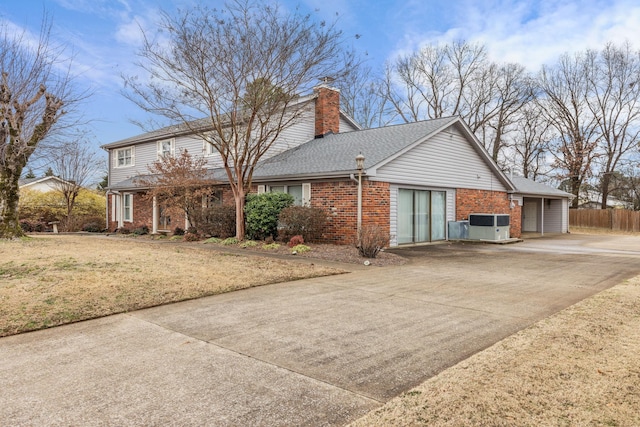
left=114, top=146, right=135, bottom=168
left=263, top=183, right=311, bottom=206
left=203, top=133, right=219, bottom=157
left=123, top=193, right=133, bottom=222
left=157, top=138, right=175, bottom=159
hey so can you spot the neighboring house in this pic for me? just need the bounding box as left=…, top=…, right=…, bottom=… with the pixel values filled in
left=103, top=83, right=571, bottom=246
left=578, top=190, right=633, bottom=210
left=18, top=176, right=73, bottom=192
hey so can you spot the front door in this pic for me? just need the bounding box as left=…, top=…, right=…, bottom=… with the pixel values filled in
left=523, top=201, right=538, bottom=232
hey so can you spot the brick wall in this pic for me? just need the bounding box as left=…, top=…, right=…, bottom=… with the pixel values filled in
left=106, top=185, right=521, bottom=241
left=310, top=180, right=390, bottom=245
left=106, top=192, right=152, bottom=232
left=106, top=185, right=248, bottom=233
left=456, top=188, right=522, bottom=238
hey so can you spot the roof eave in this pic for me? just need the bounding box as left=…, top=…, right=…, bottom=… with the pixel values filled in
left=252, top=170, right=360, bottom=182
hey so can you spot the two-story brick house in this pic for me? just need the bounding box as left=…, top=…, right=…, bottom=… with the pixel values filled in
left=103, top=83, right=571, bottom=245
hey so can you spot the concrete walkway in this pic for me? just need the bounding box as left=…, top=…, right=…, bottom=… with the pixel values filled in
left=2, top=234, right=640, bottom=426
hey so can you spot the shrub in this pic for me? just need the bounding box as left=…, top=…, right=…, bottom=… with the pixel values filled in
left=287, top=235, right=304, bottom=248
left=189, top=205, right=236, bottom=238
left=133, top=225, right=149, bottom=236
left=116, top=227, right=131, bottom=235
left=173, top=226, right=185, bottom=236
left=357, top=224, right=390, bottom=259
left=239, top=240, right=258, bottom=248
left=82, top=222, right=103, bottom=233
left=221, top=237, right=239, bottom=245
left=290, top=244, right=311, bottom=254
left=19, top=220, right=49, bottom=233
left=184, top=232, right=201, bottom=242
left=245, top=192, right=294, bottom=240
left=80, top=215, right=106, bottom=232
left=170, top=235, right=182, bottom=241
left=278, top=206, right=327, bottom=242
left=203, top=237, right=222, bottom=244
left=19, top=188, right=106, bottom=232
left=262, top=242, right=280, bottom=250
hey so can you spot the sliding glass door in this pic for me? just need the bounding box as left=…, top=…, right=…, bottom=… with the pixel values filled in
left=431, top=191, right=446, bottom=241
left=397, top=189, right=446, bottom=244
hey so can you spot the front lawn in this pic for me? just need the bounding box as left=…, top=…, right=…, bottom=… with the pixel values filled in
left=0, top=235, right=344, bottom=337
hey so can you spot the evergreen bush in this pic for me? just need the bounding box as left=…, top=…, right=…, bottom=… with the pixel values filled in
left=245, top=192, right=293, bottom=240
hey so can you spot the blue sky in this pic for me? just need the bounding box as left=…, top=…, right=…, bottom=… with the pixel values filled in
left=1, top=0, right=639, bottom=167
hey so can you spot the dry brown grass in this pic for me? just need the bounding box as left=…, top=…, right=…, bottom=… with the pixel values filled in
left=349, top=275, right=640, bottom=427
left=0, top=235, right=344, bottom=337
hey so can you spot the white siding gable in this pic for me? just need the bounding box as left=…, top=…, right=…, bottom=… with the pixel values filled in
left=374, top=126, right=507, bottom=192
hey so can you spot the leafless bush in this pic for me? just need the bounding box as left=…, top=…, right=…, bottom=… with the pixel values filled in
left=357, top=224, right=390, bottom=258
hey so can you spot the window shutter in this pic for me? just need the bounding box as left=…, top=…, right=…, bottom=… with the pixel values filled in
left=157, top=141, right=162, bottom=157
left=302, top=183, right=311, bottom=207
left=131, top=146, right=135, bottom=166
left=257, top=185, right=266, bottom=194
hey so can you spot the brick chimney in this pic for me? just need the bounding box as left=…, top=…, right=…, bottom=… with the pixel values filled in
left=314, top=80, right=340, bottom=138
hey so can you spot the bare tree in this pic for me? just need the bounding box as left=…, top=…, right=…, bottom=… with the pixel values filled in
left=139, top=150, right=215, bottom=231
left=381, top=40, right=531, bottom=162
left=50, top=138, right=102, bottom=230
left=510, top=103, right=554, bottom=179
left=537, top=52, right=602, bottom=208
left=335, top=62, right=390, bottom=129
left=585, top=42, right=640, bottom=208
left=0, top=17, right=80, bottom=238
left=124, top=1, right=358, bottom=239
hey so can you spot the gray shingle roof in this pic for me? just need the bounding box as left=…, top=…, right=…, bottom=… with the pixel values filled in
left=511, top=176, right=572, bottom=198
left=252, top=116, right=460, bottom=178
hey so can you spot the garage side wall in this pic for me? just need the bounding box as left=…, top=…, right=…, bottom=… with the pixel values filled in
left=456, top=189, right=522, bottom=238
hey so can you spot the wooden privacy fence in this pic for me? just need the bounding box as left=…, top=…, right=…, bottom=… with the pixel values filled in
left=570, top=209, right=640, bottom=232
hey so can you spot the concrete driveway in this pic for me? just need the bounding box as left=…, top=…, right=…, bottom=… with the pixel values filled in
left=2, top=234, right=640, bottom=426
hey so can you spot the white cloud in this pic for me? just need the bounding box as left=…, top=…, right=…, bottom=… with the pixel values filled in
left=396, top=0, right=640, bottom=70
left=114, top=16, right=146, bottom=46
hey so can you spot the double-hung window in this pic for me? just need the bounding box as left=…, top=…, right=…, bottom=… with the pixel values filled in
left=116, top=147, right=134, bottom=168
left=157, top=139, right=175, bottom=159
left=261, top=184, right=310, bottom=206
left=123, top=194, right=132, bottom=222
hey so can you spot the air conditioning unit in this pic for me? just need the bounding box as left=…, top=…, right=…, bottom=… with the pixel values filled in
left=468, top=214, right=510, bottom=241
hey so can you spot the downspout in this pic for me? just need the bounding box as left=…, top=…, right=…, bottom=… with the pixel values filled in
left=152, top=196, right=158, bottom=234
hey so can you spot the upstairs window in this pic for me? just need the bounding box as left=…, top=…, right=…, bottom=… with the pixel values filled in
left=116, top=147, right=134, bottom=168
left=157, top=139, right=175, bottom=159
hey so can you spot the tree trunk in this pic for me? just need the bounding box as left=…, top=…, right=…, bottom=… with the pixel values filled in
left=600, top=174, right=611, bottom=209
left=570, top=176, right=580, bottom=209
left=234, top=190, right=246, bottom=240
left=0, top=169, right=25, bottom=238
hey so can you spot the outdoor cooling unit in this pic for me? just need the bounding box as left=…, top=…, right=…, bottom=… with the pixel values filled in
left=468, top=214, right=510, bottom=241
